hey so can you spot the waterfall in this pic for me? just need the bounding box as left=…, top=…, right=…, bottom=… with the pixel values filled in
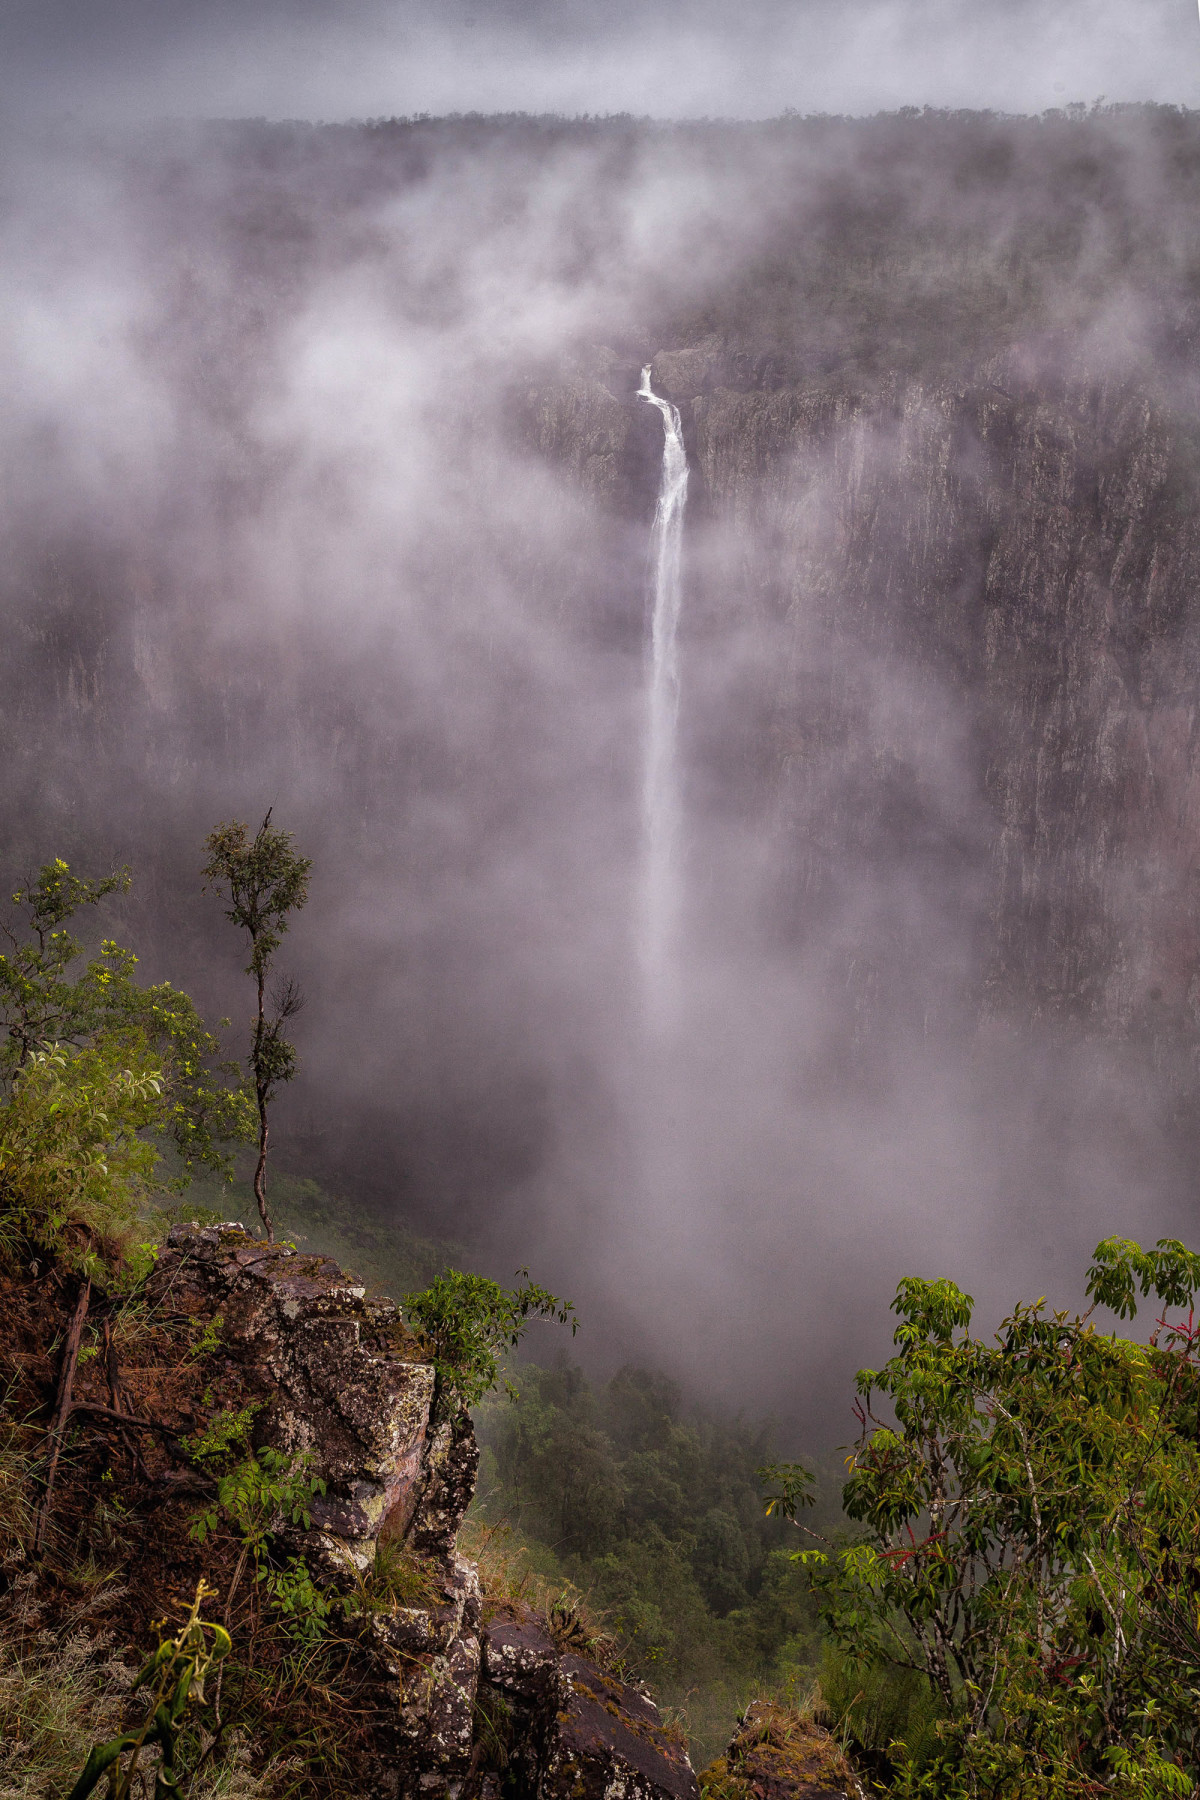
left=637, top=363, right=690, bottom=1023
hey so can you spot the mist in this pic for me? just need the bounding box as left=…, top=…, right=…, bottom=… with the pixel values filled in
left=5, top=106, right=1200, bottom=1438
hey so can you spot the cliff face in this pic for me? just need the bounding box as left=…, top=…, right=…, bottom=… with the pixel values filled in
left=4, top=114, right=1200, bottom=1207
left=4, top=112, right=1200, bottom=1394
left=528, top=345, right=1200, bottom=1065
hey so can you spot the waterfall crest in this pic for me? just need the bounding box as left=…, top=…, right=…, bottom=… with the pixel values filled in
left=637, top=363, right=690, bottom=1023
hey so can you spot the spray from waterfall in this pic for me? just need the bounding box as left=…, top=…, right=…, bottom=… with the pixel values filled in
left=637, top=363, right=690, bottom=1025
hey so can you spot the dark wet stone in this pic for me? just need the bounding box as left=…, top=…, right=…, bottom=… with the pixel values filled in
left=481, top=1617, right=561, bottom=1701
left=535, top=1654, right=699, bottom=1800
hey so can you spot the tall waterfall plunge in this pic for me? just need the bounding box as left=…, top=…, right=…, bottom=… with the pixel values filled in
left=637, top=364, right=690, bottom=1024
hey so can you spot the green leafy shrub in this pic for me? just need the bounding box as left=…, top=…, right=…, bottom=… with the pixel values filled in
left=0, top=1039, right=164, bottom=1271
left=190, top=1447, right=329, bottom=1640
left=791, top=1236, right=1200, bottom=1796
left=184, top=1404, right=261, bottom=1472
left=0, top=855, right=261, bottom=1276
left=264, top=1558, right=335, bottom=1643
left=404, top=1268, right=576, bottom=1417
left=816, top=1641, right=943, bottom=1778
left=189, top=1447, right=326, bottom=1553
left=0, top=860, right=253, bottom=1183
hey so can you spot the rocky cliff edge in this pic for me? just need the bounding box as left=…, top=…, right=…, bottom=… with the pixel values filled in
left=150, top=1223, right=704, bottom=1800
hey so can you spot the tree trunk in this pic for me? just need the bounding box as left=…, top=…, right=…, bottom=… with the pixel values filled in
left=253, top=963, right=273, bottom=1241
left=253, top=1106, right=273, bottom=1241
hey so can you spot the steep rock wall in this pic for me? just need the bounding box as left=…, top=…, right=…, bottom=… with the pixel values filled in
left=528, top=347, right=1200, bottom=1067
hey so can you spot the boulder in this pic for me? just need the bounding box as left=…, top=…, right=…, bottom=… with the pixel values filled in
left=537, top=1654, right=699, bottom=1800
left=480, top=1615, right=699, bottom=1800
left=150, top=1224, right=438, bottom=1572
left=481, top=1615, right=562, bottom=1703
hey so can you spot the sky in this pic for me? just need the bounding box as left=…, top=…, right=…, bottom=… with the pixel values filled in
left=2, top=0, right=1199, bottom=125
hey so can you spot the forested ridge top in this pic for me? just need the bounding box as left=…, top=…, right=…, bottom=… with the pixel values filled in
left=36, top=99, right=1200, bottom=387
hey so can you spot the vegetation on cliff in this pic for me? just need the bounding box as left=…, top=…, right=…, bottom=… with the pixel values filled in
left=471, top=1359, right=826, bottom=1764
left=761, top=1241, right=1200, bottom=1796
left=0, top=849, right=570, bottom=1796
left=9, top=846, right=1200, bottom=1795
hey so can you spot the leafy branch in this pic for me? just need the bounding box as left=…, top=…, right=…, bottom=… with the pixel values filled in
left=65, top=1579, right=231, bottom=1800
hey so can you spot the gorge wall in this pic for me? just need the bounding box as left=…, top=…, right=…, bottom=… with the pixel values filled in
left=532, top=343, right=1200, bottom=1049
left=4, top=108, right=1200, bottom=1415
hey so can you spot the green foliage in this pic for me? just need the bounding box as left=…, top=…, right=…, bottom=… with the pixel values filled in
left=0, top=860, right=132, bottom=1069
left=474, top=1357, right=826, bottom=1765
left=190, top=1446, right=330, bottom=1641
left=1086, top=1232, right=1200, bottom=1319
left=187, top=1311, right=225, bottom=1359
left=138, top=983, right=255, bottom=1181
left=202, top=819, right=312, bottom=986
left=64, top=1580, right=231, bottom=1800
left=0, top=859, right=253, bottom=1180
left=758, top=1462, right=815, bottom=1522
left=817, top=1641, right=944, bottom=1778
left=0, top=1039, right=165, bottom=1271
left=189, top=1445, right=326, bottom=1559
left=183, top=1403, right=261, bottom=1472
left=404, top=1267, right=576, bottom=1416
left=265, top=1558, right=335, bottom=1643
left=797, top=1237, right=1200, bottom=1796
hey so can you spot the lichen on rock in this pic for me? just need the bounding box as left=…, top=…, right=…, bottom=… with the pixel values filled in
left=150, top=1224, right=438, bottom=1573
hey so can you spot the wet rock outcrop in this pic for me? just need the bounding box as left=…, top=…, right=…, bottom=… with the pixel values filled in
left=155, top=1223, right=700, bottom=1800
left=483, top=1614, right=699, bottom=1800
left=149, top=1223, right=443, bottom=1573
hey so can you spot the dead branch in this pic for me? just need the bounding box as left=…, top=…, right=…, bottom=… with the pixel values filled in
left=33, top=1276, right=91, bottom=1556
left=69, top=1402, right=184, bottom=1436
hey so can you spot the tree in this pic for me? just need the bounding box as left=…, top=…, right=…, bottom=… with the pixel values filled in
left=766, top=1237, right=1200, bottom=1797
left=0, top=1039, right=165, bottom=1273
left=0, top=859, right=253, bottom=1178
left=0, top=860, right=130, bottom=1071
left=202, top=814, right=312, bottom=1241
left=404, top=1268, right=577, bottom=1421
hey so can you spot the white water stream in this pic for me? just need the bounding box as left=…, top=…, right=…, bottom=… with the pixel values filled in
left=637, top=363, right=690, bottom=1024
